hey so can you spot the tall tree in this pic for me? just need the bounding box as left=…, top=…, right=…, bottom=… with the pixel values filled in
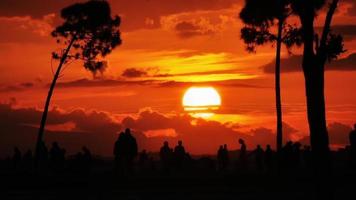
left=291, top=0, right=345, bottom=198
left=239, top=0, right=302, bottom=151
left=35, top=0, right=122, bottom=165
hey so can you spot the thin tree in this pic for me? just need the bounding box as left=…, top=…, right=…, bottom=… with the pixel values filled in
left=239, top=0, right=302, bottom=152
left=35, top=0, right=122, bottom=165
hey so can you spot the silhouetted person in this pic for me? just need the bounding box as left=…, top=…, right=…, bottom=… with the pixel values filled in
left=38, top=141, right=49, bottom=171
left=264, top=145, right=273, bottom=171
left=217, top=145, right=224, bottom=171
left=349, top=124, right=356, bottom=167
left=222, top=144, right=229, bottom=170
left=160, top=141, right=173, bottom=173
left=82, top=146, right=92, bottom=173
left=282, top=141, right=293, bottom=169
left=254, top=145, right=264, bottom=170
left=50, top=142, right=65, bottom=172
left=174, top=140, right=186, bottom=170
left=238, top=139, right=247, bottom=170
left=138, top=150, right=148, bottom=171
left=113, top=129, right=138, bottom=175
left=113, top=131, right=125, bottom=173
left=12, top=147, right=22, bottom=170
left=124, top=128, right=138, bottom=174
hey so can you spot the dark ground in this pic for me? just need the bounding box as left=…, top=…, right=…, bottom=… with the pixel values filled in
left=1, top=154, right=356, bottom=200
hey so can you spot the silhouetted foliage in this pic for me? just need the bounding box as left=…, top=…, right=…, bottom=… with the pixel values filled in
left=35, top=0, right=121, bottom=168
left=239, top=0, right=299, bottom=152
left=51, top=0, right=121, bottom=73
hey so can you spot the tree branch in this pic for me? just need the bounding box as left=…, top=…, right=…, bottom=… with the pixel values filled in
left=318, top=0, right=339, bottom=62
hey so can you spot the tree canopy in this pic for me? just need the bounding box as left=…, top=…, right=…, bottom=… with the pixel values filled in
left=51, top=0, right=122, bottom=73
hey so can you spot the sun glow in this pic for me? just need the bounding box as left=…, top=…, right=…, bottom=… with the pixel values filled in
left=182, top=87, right=221, bottom=115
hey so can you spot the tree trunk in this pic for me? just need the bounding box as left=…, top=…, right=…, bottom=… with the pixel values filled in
left=299, top=1, right=339, bottom=198
left=34, top=37, right=76, bottom=168
left=275, top=19, right=283, bottom=152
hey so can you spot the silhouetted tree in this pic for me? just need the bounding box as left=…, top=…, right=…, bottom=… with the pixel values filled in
left=290, top=0, right=344, bottom=169
left=35, top=0, right=122, bottom=166
left=239, top=0, right=302, bottom=152
left=290, top=0, right=345, bottom=198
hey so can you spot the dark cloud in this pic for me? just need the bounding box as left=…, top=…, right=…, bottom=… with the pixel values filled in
left=0, top=0, right=75, bottom=18
left=299, top=122, right=352, bottom=148
left=0, top=0, right=240, bottom=32
left=0, top=82, right=35, bottom=93
left=0, top=16, right=53, bottom=43
left=0, top=102, right=121, bottom=156
left=3, top=102, right=350, bottom=156
left=153, top=69, right=243, bottom=77
left=55, top=78, right=157, bottom=88
left=157, top=79, right=269, bottom=89
left=122, top=68, right=148, bottom=78
left=344, top=0, right=356, bottom=16
left=316, top=25, right=356, bottom=41
left=55, top=78, right=268, bottom=89
left=175, top=21, right=215, bottom=38
left=249, top=122, right=300, bottom=148
left=0, top=102, right=299, bottom=156
left=262, top=53, right=356, bottom=74
left=121, top=108, right=275, bottom=153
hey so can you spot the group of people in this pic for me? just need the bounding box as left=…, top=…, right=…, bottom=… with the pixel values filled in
left=11, top=141, right=91, bottom=173
left=217, top=139, right=273, bottom=171
left=113, top=128, right=138, bottom=174
left=8, top=124, right=356, bottom=174
left=159, top=140, right=190, bottom=172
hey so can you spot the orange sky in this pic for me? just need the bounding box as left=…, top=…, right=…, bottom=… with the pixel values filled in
left=0, top=0, right=356, bottom=156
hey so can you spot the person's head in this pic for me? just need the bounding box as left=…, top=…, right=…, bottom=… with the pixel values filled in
left=178, top=140, right=183, bottom=146
left=125, top=128, right=131, bottom=135
left=219, top=145, right=223, bottom=149
left=223, top=144, right=227, bottom=149
left=354, top=123, right=356, bottom=130
left=164, top=141, right=169, bottom=147
left=257, top=145, right=261, bottom=149
left=266, top=144, right=271, bottom=149
left=238, top=138, right=244, bottom=144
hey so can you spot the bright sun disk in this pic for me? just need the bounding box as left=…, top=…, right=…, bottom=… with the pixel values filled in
left=182, top=87, right=221, bottom=112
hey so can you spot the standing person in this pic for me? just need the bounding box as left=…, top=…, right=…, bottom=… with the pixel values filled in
left=113, top=131, right=124, bottom=173
left=264, top=145, right=273, bottom=171
left=222, top=144, right=229, bottom=170
left=174, top=140, right=186, bottom=170
left=138, top=150, right=148, bottom=172
left=254, top=145, right=264, bottom=171
left=160, top=141, right=172, bottom=173
left=217, top=145, right=224, bottom=171
left=349, top=124, right=356, bottom=167
left=82, top=146, right=92, bottom=173
left=238, top=139, right=247, bottom=170
left=49, top=142, right=62, bottom=172
left=38, top=141, right=49, bottom=172
left=125, top=128, right=138, bottom=174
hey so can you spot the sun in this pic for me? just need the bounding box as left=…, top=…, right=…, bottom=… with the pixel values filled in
left=182, top=87, right=221, bottom=112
